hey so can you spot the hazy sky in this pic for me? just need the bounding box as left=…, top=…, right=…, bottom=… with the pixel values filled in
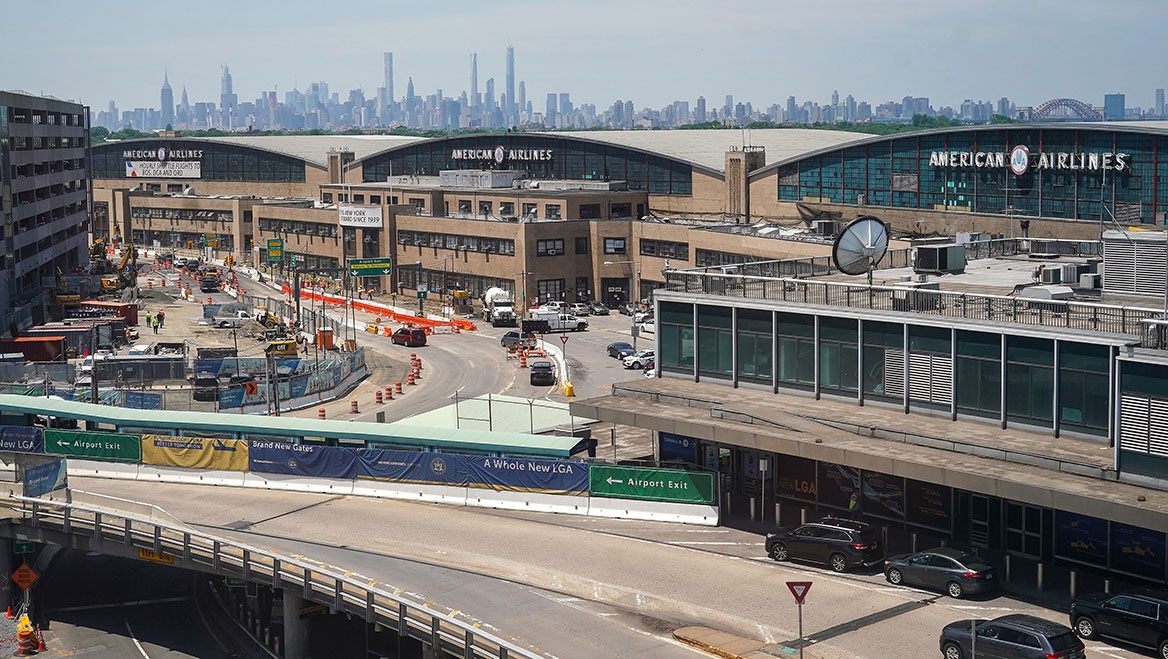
left=5, top=0, right=1165, bottom=112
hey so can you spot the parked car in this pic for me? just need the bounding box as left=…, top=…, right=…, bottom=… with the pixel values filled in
left=633, top=310, right=654, bottom=323
left=191, top=371, right=220, bottom=402
left=883, top=548, right=995, bottom=599
left=391, top=327, right=427, bottom=347
left=568, top=302, right=591, bottom=316
left=618, top=302, right=636, bottom=316
left=939, top=614, right=1084, bottom=659
left=501, top=330, right=538, bottom=349
left=1070, top=588, right=1168, bottom=657
left=623, top=349, right=655, bottom=369
left=529, top=360, right=557, bottom=386
left=589, top=302, right=610, bottom=315
left=638, top=321, right=656, bottom=335
left=607, top=341, right=634, bottom=359
left=765, top=517, right=883, bottom=573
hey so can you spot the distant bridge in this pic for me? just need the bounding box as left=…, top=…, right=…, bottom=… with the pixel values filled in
left=1032, top=98, right=1103, bottom=121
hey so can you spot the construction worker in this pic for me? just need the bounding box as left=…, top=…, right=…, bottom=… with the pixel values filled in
left=157, top=309, right=165, bottom=328
left=152, top=315, right=159, bottom=334
left=144, top=311, right=152, bottom=328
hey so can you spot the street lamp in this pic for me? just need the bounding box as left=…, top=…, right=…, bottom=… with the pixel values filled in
left=604, top=259, right=642, bottom=350
left=512, top=271, right=533, bottom=309
left=440, top=253, right=456, bottom=318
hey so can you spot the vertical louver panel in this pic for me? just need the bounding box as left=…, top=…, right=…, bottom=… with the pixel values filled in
left=909, top=353, right=932, bottom=401
left=931, top=355, right=953, bottom=405
left=1148, top=397, right=1168, bottom=457
left=1120, top=394, right=1150, bottom=453
left=885, top=349, right=905, bottom=398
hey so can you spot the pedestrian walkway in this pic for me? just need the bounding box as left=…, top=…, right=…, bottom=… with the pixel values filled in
left=674, top=626, right=820, bottom=659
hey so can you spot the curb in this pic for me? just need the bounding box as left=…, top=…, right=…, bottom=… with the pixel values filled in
left=673, top=626, right=815, bottom=659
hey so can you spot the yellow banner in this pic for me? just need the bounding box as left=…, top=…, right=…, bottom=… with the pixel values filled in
left=141, top=435, right=249, bottom=471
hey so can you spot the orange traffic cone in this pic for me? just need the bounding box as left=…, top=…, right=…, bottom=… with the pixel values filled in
left=6, top=605, right=12, bottom=619
left=36, top=626, right=46, bottom=652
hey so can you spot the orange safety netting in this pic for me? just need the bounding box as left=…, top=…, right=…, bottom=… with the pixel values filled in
left=283, top=285, right=477, bottom=331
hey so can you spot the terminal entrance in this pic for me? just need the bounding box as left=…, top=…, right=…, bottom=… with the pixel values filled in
left=601, top=277, right=629, bottom=308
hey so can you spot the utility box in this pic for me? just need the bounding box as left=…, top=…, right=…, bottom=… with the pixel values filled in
left=913, top=244, right=966, bottom=275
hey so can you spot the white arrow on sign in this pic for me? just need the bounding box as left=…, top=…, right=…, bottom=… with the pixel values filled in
left=605, top=477, right=624, bottom=485
left=382, top=269, right=391, bottom=274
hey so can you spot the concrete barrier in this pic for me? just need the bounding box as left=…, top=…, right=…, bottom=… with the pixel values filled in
left=587, top=498, right=719, bottom=526
left=68, top=459, right=140, bottom=480
left=349, top=479, right=468, bottom=505
left=241, top=472, right=355, bottom=495
left=466, top=488, right=589, bottom=516
left=138, top=465, right=247, bottom=487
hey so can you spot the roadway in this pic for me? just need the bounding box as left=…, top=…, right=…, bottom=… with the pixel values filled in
left=68, top=477, right=1149, bottom=659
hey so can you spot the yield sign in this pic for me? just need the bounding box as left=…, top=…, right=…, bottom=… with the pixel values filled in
left=786, top=581, right=812, bottom=604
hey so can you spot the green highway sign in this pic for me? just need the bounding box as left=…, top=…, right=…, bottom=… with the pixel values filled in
left=225, top=577, right=245, bottom=588
left=266, top=239, right=284, bottom=262
left=13, top=541, right=33, bottom=555
left=348, top=257, right=393, bottom=277
left=589, top=465, right=715, bottom=505
left=417, top=291, right=427, bottom=299
left=44, top=430, right=142, bottom=462
left=203, top=233, right=219, bottom=248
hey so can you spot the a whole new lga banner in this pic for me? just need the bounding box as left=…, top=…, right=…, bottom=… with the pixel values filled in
left=141, top=435, right=249, bottom=471
left=0, top=426, right=43, bottom=453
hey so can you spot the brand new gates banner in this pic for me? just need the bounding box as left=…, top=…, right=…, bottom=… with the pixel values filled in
left=467, top=456, right=588, bottom=495
left=356, top=449, right=468, bottom=486
left=0, top=426, right=43, bottom=454
left=24, top=459, right=67, bottom=498
left=248, top=441, right=357, bottom=479
left=141, top=435, right=249, bottom=471
left=44, top=429, right=141, bottom=462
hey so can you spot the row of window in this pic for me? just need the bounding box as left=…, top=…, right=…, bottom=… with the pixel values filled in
left=6, top=107, right=83, bottom=126
left=362, top=136, right=694, bottom=196
left=10, top=158, right=86, bottom=181
left=658, top=303, right=1109, bottom=435
left=397, top=230, right=516, bottom=255
left=257, top=218, right=341, bottom=238
left=132, top=229, right=236, bottom=252
left=454, top=199, right=563, bottom=219
left=132, top=207, right=234, bottom=223
left=639, top=238, right=689, bottom=260
left=694, top=249, right=770, bottom=268
left=92, top=141, right=307, bottom=183
left=8, top=136, right=85, bottom=151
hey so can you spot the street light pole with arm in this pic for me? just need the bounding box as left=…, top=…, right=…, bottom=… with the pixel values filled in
left=604, top=259, right=641, bottom=350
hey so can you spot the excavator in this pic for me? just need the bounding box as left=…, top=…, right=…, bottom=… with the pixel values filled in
left=100, top=245, right=138, bottom=292
left=89, top=238, right=113, bottom=276
left=52, top=267, right=80, bottom=306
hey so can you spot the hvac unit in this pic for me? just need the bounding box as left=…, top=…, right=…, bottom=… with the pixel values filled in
left=546, top=249, right=558, bottom=256
left=813, top=220, right=842, bottom=236
left=913, top=244, right=966, bottom=275
left=1079, top=273, right=1102, bottom=289
left=1040, top=268, right=1062, bottom=284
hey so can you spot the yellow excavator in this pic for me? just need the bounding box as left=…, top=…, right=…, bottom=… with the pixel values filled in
left=100, top=245, right=138, bottom=292
left=52, top=267, right=80, bottom=306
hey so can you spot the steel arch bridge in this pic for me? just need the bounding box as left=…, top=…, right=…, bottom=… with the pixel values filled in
left=1032, top=98, right=1103, bottom=121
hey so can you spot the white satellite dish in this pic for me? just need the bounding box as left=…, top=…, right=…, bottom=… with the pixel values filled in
left=832, top=216, right=889, bottom=283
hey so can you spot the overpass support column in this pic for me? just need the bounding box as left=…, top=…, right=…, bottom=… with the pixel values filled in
left=282, top=590, right=312, bottom=659
left=0, top=539, right=12, bottom=613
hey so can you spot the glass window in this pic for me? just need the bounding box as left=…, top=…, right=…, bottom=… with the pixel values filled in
left=575, top=236, right=589, bottom=254
left=522, top=203, right=537, bottom=217
left=458, top=200, right=472, bottom=214
left=604, top=237, right=626, bottom=254
left=536, top=239, right=564, bottom=256
left=545, top=204, right=561, bottom=219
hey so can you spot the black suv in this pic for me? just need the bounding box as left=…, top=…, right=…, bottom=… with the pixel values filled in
left=1070, top=588, right=1168, bottom=658
left=765, top=517, right=883, bottom=573
left=940, top=614, right=1084, bottom=659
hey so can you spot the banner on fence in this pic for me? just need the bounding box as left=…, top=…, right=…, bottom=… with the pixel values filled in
left=248, top=441, right=357, bottom=479
left=123, top=391, right=163, bottom=410
left=141, top=435, right=249, bottom=471
left=44, top=429, right=141, bottom=462
left=24, top=459, right=67, bottom=498
left=0, top=426, right=42, bottom=454
left=467, top=456, right=588, bottom=495
left=356, top=449, right=468, bottom=486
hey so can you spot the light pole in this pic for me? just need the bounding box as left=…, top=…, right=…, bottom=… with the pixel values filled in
left=604, top=259, right=642, bottom=350
left=441, top=253, right=456, bottom=318
left=512, top=271, right=533, bottom=310
left=415, top=260, right=424, bottom=317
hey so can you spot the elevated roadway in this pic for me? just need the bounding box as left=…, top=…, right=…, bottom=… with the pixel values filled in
left=62, top=477, right=1146, bottom=659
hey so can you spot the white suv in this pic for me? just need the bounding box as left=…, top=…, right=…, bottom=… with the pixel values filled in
left=623, top=349, right=655, bottom=369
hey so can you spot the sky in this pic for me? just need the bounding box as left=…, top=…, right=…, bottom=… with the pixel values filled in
left=4, top=0, right=1166, bottom=113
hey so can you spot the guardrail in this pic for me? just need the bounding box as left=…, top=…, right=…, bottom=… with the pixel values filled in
left=610, top=384, right=721, bottom=408
left=4, top=493, right=542, bottom=659
left=663, top=270, right=1160, bottom=338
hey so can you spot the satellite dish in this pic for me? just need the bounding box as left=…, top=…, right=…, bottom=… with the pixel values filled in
left=832, top=216, right=889, bottom=281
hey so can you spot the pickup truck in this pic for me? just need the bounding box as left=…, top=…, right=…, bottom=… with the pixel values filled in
left=212, top=310, right=255, bottom=328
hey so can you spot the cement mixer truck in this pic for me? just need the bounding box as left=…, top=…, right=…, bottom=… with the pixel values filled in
left=482, top=287, right=518, bottom=327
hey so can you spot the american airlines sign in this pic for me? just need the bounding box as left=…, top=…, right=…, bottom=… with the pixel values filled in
left=929, top=146, right=1129, bottom=175
left=450, top=145, right=553, bottom=166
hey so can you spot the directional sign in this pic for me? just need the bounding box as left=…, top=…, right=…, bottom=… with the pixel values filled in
left=13, top=541, right=34, bottom=555
left=204, top=233, right=219, bottom=248
left=225, top=577, right=245, bottom=588
left=299, top=604, right=327, bottom=619
left=266, top=239, right=284, bottom=262
left=787, top=581, right=812, bottom=604
left=11, top=565, right=37, bottom=590
left=348, top=257, right=393, bottom=277
left=588, top=465, right=715, bottom=505
left=416, top=291, right=427, bottom=300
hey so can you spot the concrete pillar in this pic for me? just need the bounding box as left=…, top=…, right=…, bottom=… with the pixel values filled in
left=282, top=590, right=312, bottom=659
left=0, top=540, right=13, bottom=613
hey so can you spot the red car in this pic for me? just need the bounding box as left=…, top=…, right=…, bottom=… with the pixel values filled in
left=391, top=327, right=427, bottom=347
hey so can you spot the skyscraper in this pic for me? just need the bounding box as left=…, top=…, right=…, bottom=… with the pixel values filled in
left=219, top=66, right=237, bottom=129
left=470, top=53, right=479, bottom=108
left=695, top=96, right=706, bottom=123
left=485, top=78, right=495, bottom=110
left=545, top=93, right=557, bottom=127
left=518, top=81, right=526, bottom=117
left=1104, top=93, right=1125, bottom=121
left=505, top=46, right=516, bottom=118
left=160, top=72, right=174, bottom=128
left=1157, top=88, right=1165, bottom=118
left=384, top=53, right=394, bottom=102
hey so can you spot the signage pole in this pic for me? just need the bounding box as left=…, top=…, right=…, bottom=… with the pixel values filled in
left=798, top=600, right=804, bottom=659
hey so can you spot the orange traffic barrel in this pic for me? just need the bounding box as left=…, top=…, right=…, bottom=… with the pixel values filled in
left=519, top=352, right=527, bottom=368
left=407, top=372, right=416, bottom=386
left=350, top=400, right=359, bottom=414
left=318, top=408, right=325, bottom=419
left=385, top=386, right=394, bottom=400
left=395, top=381, right=403, bottom=395
left=375, top=390, right=383, bottom=404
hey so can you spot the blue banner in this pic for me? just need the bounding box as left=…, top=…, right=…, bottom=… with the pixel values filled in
left=24, top=459, right=67, bottom=497
left=0, top=426, right=43, bottom=454
left=1110, top=521, right=1166, bottom=580
left=1055, top=510, right=1109, bottom=567
left=289, top=375, right=308, bottom=399
left=248, top=441, right=357, bottom=479
left=467, top=456, right=588, bottom=495
left=356, top=449, right=468, bottom=486
left=124, top=391, right=162, bottom=410
left=659, top=432, right=698, bottom=462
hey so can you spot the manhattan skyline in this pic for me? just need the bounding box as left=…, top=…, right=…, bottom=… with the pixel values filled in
left=4, top=0, right=1166, bottom=112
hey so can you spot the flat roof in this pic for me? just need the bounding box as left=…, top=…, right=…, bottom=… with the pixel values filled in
left=815, top=253, right=1095, bottom=296
left=204, top=134, right=426, bottom=168
left=0, top=395, right=581, bottom=457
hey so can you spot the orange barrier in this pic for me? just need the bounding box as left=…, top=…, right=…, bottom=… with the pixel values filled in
left=350, top=400, right=359, bottom=414
left=318, top=408, right=325, bottom=419
left=385, top=386, right=394, bottom=400
left=519, top=352, right=527, bottom=368
left=283, top=286, right=477, bottom=331
left=16, top=629, right=35, bottom=655
left=407, top=372, right=416, bottom=386
left=395, top=381, right=403, bottom=395
left=375, top=390, right=383, bottom=404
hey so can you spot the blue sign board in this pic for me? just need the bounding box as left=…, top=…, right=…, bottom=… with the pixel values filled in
left=0, top=426, right=43, bottom=454
left=248, top=441, right=357, bottom=479
left=659, top=432, right=698, bottom=462
left=356, top=449, right=468, bottom=486
left=1055, top=510, right=1109, bottom=567
left=24, top=459, right=66, bottom=498
left=467, top=456, right=589, bottom=495
left=1110, top=521, right=1166, bottom=580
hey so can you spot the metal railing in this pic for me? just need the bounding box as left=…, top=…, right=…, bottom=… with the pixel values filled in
left=4, top=493, right=542, bottom=659
left=663, top=271, right=1160, bottom=338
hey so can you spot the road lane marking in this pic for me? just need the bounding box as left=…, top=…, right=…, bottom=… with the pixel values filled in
left=665, top=541, right=763, bottom=546
left=124, top=620, right=151, bottom=658
left=49, top=596, right=192, bottom=613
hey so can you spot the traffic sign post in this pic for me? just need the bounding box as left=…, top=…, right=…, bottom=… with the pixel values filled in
left=12, top=541, right=33, bottom=555
left=786, top=581, right=812, bottom=659
left=560, top=335, right=569, bottom=381
left=266, top=239, right=284, bottom=262
left=588, top=464, right=716, bottom=504
left=11, top=564, right=38, bottom=590
left=348, top=257, right=394, bottom=278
